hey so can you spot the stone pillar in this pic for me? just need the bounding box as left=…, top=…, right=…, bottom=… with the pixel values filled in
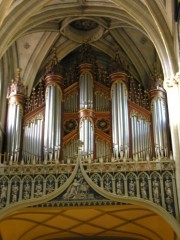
left=164, top=71, right=180, bottom=212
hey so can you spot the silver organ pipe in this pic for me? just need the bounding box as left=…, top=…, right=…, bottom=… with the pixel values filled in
left=63, top=139, right=78, bottom=161
left=15, top=105, right=22, bottom=160
left=135, top=116, right=138, bottom=159
left=112, top=90, right=118, bottom=157
left=44, top=87, right=50, bottom=158
left=11, top=104, right=17, bottom=156
left=131, top=111, right=152, bottom=161
left=139, top=120, right=143, bottom=158
left=111, top=81, right=129, bottom=158
left=131, top=115, right=135, bottom=158
left=79, top=69, right=94, bottom=158
left=64, top=91, right=78, bottom=113
left=22, top=115, right=43, bottom=164
left=151, top=97, right=168, bottom=158
left=90, top=123, right=93, bottom=157
left=155, top=100, right=161, bottom=152
left=55, top=87, right=61, bottom=160
left=7, top=101, right=24, bottom=163
left=80, top=118, right=94, bottom=157
left=95, top=92, right=110, bottom=112
left=44, top=83, right=62, bottom=161
left=50, top=86, right=55, bottom=150
left=96, top=139, right=110, bottom=160
left=136, top=117, right=140, bottom=159
left=160, top=100, right=167, bottom=156
left=80, top=72, right=93, bottom=109
left=117, top=84, right=122, bottom=153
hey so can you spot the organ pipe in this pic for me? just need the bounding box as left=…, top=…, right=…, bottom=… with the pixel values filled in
left=130, top=111, right=152, bottom=161
left=111, top=76, right=129, bottom=158
left=80, top=72, right=93, bottom=109
left=22, top=115, right=43, bottom=164
left=44, top=83, right=62, bottom=161
left=6, top=68, right=26, bottom=163
left=80, top=118, right=94, bottom=157
left=151, top=91, right=168, bottom=158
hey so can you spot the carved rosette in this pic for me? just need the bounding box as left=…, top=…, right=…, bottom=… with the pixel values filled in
left=63, top=119, right=78, bottom=134
left=95, top=118, right=110, bottom=132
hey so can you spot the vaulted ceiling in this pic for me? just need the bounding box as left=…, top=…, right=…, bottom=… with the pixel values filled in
left=0, top=0, right=178, bottom=96
left=0, top=205, right=178, bottom=240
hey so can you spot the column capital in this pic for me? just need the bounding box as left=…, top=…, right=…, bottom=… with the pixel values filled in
left=173, top=71, right=180, bottom=84
left=164, top=71, right=180, bottom=89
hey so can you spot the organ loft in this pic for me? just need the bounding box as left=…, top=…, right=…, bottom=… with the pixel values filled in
left=0, top=44, right=179, bottom=236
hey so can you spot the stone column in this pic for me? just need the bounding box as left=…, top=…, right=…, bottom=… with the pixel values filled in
left=164, top=72, right=180, bottom=211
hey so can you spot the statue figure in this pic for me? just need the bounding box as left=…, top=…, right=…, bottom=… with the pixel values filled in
left=23, top=183, right=31, bottom=200
left=116, top=180, right=123, bottom=195
left=0, top=184, right=7, bottom=204
left=12, top=183, right=19, bottom=203
left=140, top=179, right=147, bottom=199
left=63, top=178, right=82, bottom=199
left=34, top=182, right=43, bottom=198
left=92, top=175, right=99, bottom=185
left=152, top=178, right=160, bottom=204
left=129, top=179, right=136, bottom=196
left=104, top=179, right=112, bottom=192
left=46, top=182, right=55, bottom=194
left=165, top=179, right=172, bottom=199
left=63, top=178, right=90, bottom=200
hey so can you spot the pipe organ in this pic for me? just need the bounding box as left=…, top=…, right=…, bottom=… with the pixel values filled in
left=4, top=45, right=171, bottom=164
left=1, top=45, right=179, bottom=220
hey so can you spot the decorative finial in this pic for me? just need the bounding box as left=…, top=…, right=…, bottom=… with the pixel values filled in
left=44, top=47, right=63, bottom=76
left=109, top=48, right=127, bottom=74
left=16, top=67, right=22, bottom=82
left=151, top=64, right=164, bottom=90
left=52, top=48, right=58, bottom=65
left=6, top=67, right=26, bottom=98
